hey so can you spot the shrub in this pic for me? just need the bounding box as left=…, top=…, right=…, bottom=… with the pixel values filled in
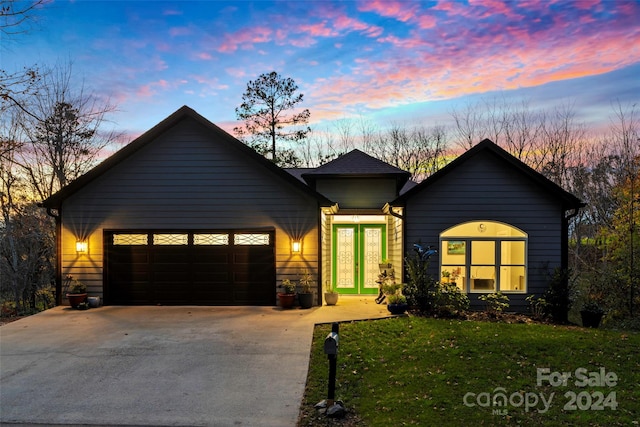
left=479, top=292, right=510, bottom=314
left=526, top=294, right=549, bottom=319
left=433, top=283, right=469, bottom=317
left=403, top=251, right=439, bottom=312
left=543, top=267, right=574, bottom=323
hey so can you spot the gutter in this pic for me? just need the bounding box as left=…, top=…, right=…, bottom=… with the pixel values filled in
left=383, top=203, right=404, bottom=221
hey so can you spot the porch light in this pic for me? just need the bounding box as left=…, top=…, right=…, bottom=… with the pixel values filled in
left=292, top=240, right=301, bottom=254
left=76, top=240, right=88, bottom=253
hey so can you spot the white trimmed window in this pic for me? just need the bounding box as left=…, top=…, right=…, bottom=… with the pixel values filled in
left=440, top=221, right=527, bottom=293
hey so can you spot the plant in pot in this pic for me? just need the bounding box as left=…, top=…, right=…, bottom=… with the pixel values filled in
left=375, top=269, right=396, bottom=304
left=379, top=259, right=392, bottom=270
left=324, top=281, right=339, bottom=306
left=65, top=275, right=88, bottom=309
left=298, top=270, right=315, bottom=309
left=387, top=293, right=408, bottom=314
left=278, top=279, right=296, bottom=309
left=580, top=300, right=605, bottom=328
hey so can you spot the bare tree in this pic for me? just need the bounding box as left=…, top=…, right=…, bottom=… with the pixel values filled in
left=1, top=0, right=50, bottom=118
left=0, top=0, right=48, bottom=37
left=538, top=102, right=586, bottom=188
left=14, top=61, right=120, bottom=200
left=296, top=128, right=342, bottom=168
left=365, top=123, right=448, bottom=183
left=1, top=61, right=120, bottom=311
left=1, top=115, right=54, bottom=313
left=501, top=99, right=545, bottom=167
left=607, top=101, right=639, bottom=316
left=450, top=101, right=487, bottom=150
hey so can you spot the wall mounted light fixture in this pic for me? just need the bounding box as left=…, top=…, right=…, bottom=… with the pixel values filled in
left=76, top=240, right=88, bottom=253
left=292, top=240, right=301, bottom=254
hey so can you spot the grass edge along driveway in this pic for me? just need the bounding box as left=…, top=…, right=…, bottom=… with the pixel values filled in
left=299, top=317, right=639, bottom=427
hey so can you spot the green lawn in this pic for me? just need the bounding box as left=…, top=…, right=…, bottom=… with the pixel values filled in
left=299, top=317, right=640, bottom=426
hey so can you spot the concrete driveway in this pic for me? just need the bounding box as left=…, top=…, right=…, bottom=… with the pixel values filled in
left=0, top=297, right=390, bottom=426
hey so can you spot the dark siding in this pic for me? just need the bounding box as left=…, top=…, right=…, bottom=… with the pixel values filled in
left=61, top=117, right=320, bottom=298
left=315, top=178, right=397, bottom=209
left=404, top=150, right=563, bottom=312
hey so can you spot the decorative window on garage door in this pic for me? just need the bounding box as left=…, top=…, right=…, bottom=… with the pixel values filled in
left=194, top=234, right=229, bottom=245
left=153, top=234, right=189, bottom=245
left=113, top=233, right=148, bottom=245
left=234, top=233, right=270, bottom=245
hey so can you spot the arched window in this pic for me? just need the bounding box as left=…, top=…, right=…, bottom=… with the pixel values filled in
left=440, top=221, right=527, bottom=293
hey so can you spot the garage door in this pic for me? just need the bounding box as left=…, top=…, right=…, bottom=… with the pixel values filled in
left=105, top=230, right=275, bottom=305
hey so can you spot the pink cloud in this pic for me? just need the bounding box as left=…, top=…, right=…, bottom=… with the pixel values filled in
left=468, top=0, right=522, bottom=19
left=288, top=5, right=384, bottom=43
left=376, top=34, right=430, bottom=49
left=299, top=22, right=338, bottom=38
left=169, top=26, right=192, bottom=37
left=190, top=75, right=228, bottom=90
left=333, top=14, right=383, bottom=37
left=194, top=52, right=213, bottom=60
left=225, top=68, right=246, bottom=79
left=573, top=0, right=602, bottom=10
left=305, top=2, right=640, bottom=117
left=415, top=14, right=437, bottom=29
left=217, top=26, right=273, bottom=52
left=135, top=79, right=187, bottom=98
left=358, top=0, right=417, bottom=22
left=162, top=8, right=182, bottom=16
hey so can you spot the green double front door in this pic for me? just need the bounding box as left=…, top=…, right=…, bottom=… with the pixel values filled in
left=332, top=224, right=386, bottom=294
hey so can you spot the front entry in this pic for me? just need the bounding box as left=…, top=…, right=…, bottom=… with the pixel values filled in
left=332, top=224, right=386, bottom=294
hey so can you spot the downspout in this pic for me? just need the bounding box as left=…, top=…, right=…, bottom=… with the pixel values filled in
left=559, top=206, right=582, bottom=323
left=317, top=203, right=339, bottom=305
left=385, top=203, right=405, bottom=280
left=317, top=202, right=323, bottom=306
left=45, top=207, right=63, bottom=306
left=562, top=207, right=581, bottom=273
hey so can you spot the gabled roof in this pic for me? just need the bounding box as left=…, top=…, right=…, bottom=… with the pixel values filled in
left=301, top=149, right=411, bottom=192
left=393, top=139, right=585, bottom=210
left=41, top=106, right=333, bottom=208
left=303, top=149, right=410, bottom=177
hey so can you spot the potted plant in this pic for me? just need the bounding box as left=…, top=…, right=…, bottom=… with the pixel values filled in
left=387, top=294, right=408, bottom=314
left=375, top=269, right=397, bottom=304
left=278, top=279, right=296, bottom=309
left=441, top=270, right=451, bottom=284
left=379, top=259, right=392, bottom=270
left=66, top=277, right=87, bottom=309
left=298, top=270, right=315, bottom=309
left=580, top=301, right=605, bottom=328
left=324, top=281, right=339, bottom=306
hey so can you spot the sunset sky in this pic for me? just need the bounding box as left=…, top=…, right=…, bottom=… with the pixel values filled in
left=4, top=0, right=640, bottom=141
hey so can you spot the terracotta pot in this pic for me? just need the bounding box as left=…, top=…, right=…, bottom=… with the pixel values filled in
left=278, top=293, right=296, bottom=309
left=66, top=293, right=87, bottom=309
